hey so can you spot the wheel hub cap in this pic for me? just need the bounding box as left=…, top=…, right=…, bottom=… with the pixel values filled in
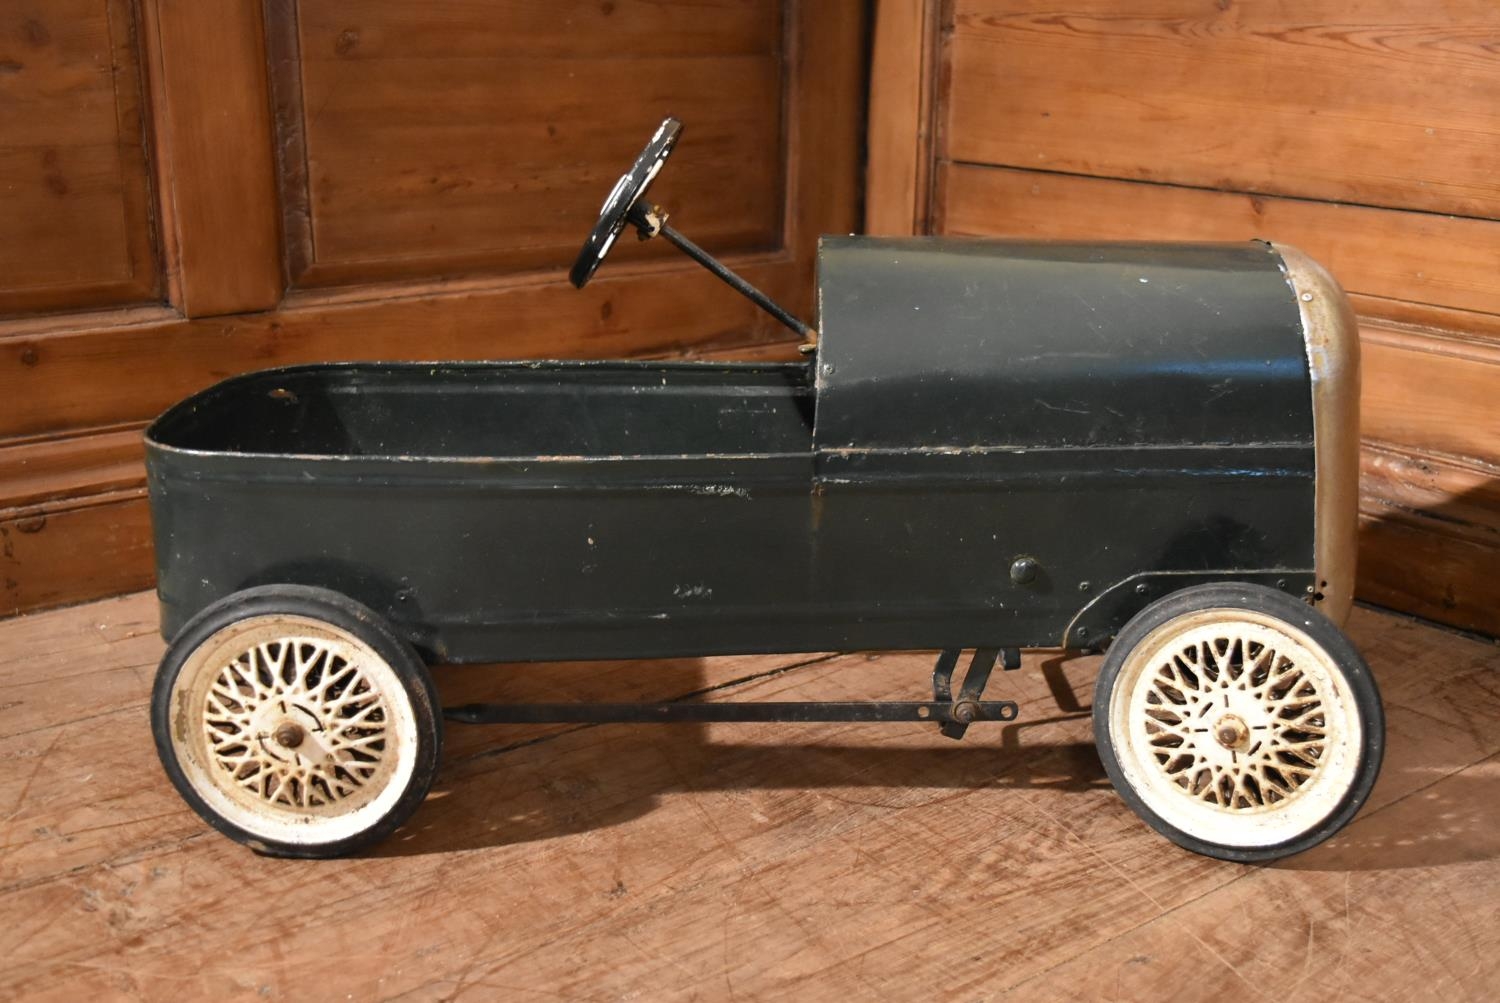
left=273, top=721, right=306, bottom=750
left=1213, top=714, right=1250, bottom=751
left=1134, top=625, right=1337, bottom=812
left=201, top=637, right=394, bottom=810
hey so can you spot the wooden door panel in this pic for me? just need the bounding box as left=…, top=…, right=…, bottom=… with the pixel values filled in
left=0, top=0, right=158, bottom=316
left=0, top=0, right=866, bottom=619
left=278, top=0, right=788, bottom=287
left=296, top=0, right=779, bottom=58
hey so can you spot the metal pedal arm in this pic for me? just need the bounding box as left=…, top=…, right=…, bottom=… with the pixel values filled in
left=932, top=647, right=1021, bottom=740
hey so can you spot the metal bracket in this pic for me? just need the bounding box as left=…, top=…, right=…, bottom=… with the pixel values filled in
left=1061, top=569, right=1314, bottom=649
left=932, top=648, right=1011, bottom=740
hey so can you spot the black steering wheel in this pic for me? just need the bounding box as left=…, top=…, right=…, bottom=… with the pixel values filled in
left=569, top=117, right=683, bottom=289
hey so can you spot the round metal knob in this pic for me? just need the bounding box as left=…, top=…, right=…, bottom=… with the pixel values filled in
left=1010, top=557, right=1039, bottom=585
left=1213, top=715, right=1249, bottom=750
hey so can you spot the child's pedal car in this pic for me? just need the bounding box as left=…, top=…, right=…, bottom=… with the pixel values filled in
left=146, top=118, right=1381, bottom=861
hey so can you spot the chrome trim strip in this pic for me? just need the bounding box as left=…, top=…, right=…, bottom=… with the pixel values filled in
left=1274, top=244, right=1360, bottom=626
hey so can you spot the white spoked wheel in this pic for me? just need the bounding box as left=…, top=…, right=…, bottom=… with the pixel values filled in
left=153, top=586, right=440, bottom=857
left=1094, top=583, right=1383, bottom=862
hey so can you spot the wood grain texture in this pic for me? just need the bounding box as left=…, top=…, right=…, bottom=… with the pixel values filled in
left=782, top=0, right=866, bottom=319
left=1359, top=442, right=1500, bottom=636
left=1359, top=512, right=1500, bottom=638
left=0, top=426, right=145, bottom=510
left=1353, top=324, right=1500, bottom=632
left=1, top=595, right=1497, bottom=999
left=1362, top=326, right=1500, bottom=468
left=0, top=491, right=152, bottom=617
left=943, top=164, right=1500, bottom=320
left=0, top=256, right=805, bottom=440
left=141, top=0, right=282, bottom=317
left=275, top=0, right=786, bottom=288
left=947, top=0, right=1500, bottom=218
left=865, top=0, right=940, bottom=235
left=1362, top=442, right=1500, bottom=551
left=0, top=0, right=159, bottom=316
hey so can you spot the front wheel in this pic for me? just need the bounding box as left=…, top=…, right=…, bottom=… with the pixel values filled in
left=151, top=585, right=442, bottom=858
left=1092, top=583, right=1383, bottom=862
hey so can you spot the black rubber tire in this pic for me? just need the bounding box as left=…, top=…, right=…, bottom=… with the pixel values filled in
left=1092, top=583, right=1384, bottom=863
left=151, top=585, right=442, bottom=858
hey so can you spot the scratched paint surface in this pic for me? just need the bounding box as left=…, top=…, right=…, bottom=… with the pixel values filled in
left=1, top=593, right=1497, bottom=1000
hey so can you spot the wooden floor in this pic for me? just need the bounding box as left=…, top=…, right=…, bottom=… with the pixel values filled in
left=2, top=594, right=1498, bottom=1001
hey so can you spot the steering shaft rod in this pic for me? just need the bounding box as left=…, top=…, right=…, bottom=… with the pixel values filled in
left=630, top=204, right=816, bottom=342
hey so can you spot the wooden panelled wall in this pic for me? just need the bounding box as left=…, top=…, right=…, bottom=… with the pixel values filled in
left=869, top=0, right=1500, bottom=637
left=0, top=0, right=866, bottom=617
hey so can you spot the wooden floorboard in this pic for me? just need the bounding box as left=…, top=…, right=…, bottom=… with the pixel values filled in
left=0, top=594, right=1497, bottom=1001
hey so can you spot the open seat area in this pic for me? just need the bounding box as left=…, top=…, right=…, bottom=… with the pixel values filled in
left=148, top=361, right=817, bottom=461
left=2, top=592, right=1496, bottom=1000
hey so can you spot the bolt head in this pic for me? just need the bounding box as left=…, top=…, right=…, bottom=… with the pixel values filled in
left=274, top=723, right=305, bottom=749
left=1213, top=714, right=1250, bottom=750
left=1009, top=557, right=1038, bottom=584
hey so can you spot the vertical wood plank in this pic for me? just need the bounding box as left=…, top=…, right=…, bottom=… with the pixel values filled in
left=865, top=0, right=939, bottom=235
left=784, top=0, right=868, bottom=323
left=141, top=0, right=282, bottom=317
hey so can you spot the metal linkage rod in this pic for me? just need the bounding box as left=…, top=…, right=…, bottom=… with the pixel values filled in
left=444, top=701, right=1019, bottom=726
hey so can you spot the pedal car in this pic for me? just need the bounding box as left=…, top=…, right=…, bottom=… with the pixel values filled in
left=146, top=118, right=1382, bottom=862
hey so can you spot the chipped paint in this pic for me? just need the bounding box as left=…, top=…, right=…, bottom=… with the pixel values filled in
left=1275, top=244, right=1359, bottom=626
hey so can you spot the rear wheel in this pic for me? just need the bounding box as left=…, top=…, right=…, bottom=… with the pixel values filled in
left=151, top=585, right=441, bottom=858
left=1092, top=583, right=1383, bottom=862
